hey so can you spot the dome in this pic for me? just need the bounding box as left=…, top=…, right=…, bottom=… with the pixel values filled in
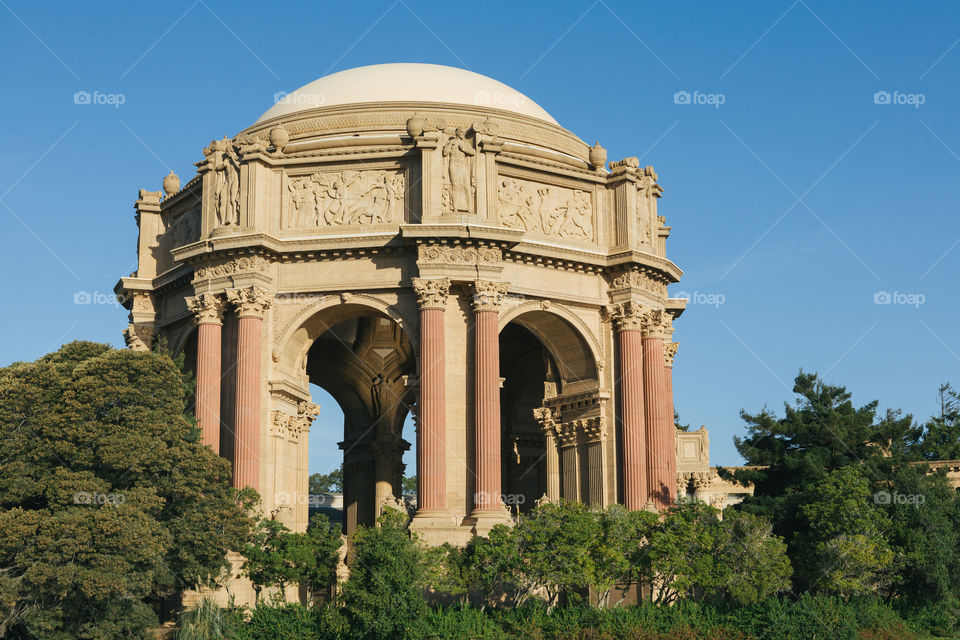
left=255, top=63, right=558, bottom=125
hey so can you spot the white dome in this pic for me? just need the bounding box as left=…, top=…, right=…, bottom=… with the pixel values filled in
left=255, top=63, right=558, bottom=125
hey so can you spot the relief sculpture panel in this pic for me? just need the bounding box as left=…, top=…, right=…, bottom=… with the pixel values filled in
left=284, top=170, right=404, bottom=229
left=498, top=177, right=594, bottom=242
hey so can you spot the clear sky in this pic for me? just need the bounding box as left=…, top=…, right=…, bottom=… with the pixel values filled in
left=2, top=1, right=959, bottom=474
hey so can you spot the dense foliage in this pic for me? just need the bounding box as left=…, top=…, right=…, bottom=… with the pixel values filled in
left=0, top=342, right=256, bottom=639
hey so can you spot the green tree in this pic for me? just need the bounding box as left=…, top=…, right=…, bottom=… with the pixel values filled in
left=908, top=383, right=960, bottom=460
left=242, top=515, right=342, bottom=603
left=0, top=342, right=254, bottom=639
left=729, top=371, right=911, bottom=590
left=339, top=507, right=436, bottom=640
left=644, top=501, right=724, bottom=605
left=308, top=465, right=343, bottom=494
left=715, top=510, right=792, bottom=604
left=798, top=466, right=894, bottom=597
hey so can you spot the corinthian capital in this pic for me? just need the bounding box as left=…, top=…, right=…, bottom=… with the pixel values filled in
left=411, top=277, right=451, bottom=311
left=609, top=301, right=648, bottom=332
left=472, top=280, right=509, bottom=312
left=226, top=286, right=272, bottom=318
left=664, top=341, right=679, bottom=368
left=185, top=292, right=225, bottom=325
left=642, top=308, right=673, bottom=340
left=123, top=323, right=156, bottom=352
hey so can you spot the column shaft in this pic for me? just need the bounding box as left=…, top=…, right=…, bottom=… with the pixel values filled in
left=474, top=310, right=501, bottom=510
left=418, top=307, right=446, bottom=511
left=234, top=315, right=262, bottom=490
left=544, top=429, right=560, bottom=500
left=618, top=329, right=647, bottom=509
left=642, top=336, right=673, bottom=509
left=195, top=322, right=222, bottom=454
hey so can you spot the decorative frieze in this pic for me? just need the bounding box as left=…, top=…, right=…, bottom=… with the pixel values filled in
left=417, top=244, right=501, bottom=266
left=193, top=255, right=270, bottom=282
left=499, top=177, right=594, bottom=241
left=471, top=281, right=509, bottom=312
left=608, top=268, right=668, bottom=298
left=226, top=286, right=272, bottom=318
left=185, top=292, right=225, bottom=325
left=285, top=170, right=403, bottom=228
left=411, top=277, right=451, bottom=310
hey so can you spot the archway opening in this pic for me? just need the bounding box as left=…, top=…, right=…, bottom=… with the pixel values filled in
left=303, top=313, right=416, bottom=535
left=499, top=310, right=601, bottom=512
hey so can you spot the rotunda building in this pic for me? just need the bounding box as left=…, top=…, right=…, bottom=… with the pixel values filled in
left=116, top=63, right=685, bottom=545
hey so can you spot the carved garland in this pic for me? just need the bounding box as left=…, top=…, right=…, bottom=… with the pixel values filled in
left=417, top=244, right=502, bottom=266
left=193, top=255, right=270, bottom=282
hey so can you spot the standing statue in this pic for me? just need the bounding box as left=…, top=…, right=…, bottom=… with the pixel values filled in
left=442, top=128, right=475, bottom=212
left=213, top=138, right=240, bottom=228
left=371, top=373, right=383, bottom=419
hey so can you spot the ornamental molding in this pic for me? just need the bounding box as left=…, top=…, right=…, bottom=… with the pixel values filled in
left=123, top=323, right=156, bottom=352
left=226, top=286, right=272, bottom=318
left=417, top=244, right=502, bottom=266
left=411, top=277, right=451, bottom=310
left=472, top=280, right=510, bottom=312
left=185, top=292, right=225, bottom=325
left=193, top=255, right=270, bottom=283
left=270, top=401, right=321, bottom=442
left=608, top=268, right=668, bottom=298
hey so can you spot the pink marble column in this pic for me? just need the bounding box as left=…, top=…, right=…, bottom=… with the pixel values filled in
left=226, top=287, right=271, bottom=491
left=613, top=302, right=647, bottom=510
left=643, top=310, right=675, bottom=510
left=412, top=278, right=450, bottom=513
left=186, top=293, right=224, bottom=454
left=472, top=281, right=508, bottom=513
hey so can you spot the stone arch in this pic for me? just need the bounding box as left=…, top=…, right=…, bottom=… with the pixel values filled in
left=498, top=301, right=600, bottom=385
left=272, top=295, right=417, bottom=536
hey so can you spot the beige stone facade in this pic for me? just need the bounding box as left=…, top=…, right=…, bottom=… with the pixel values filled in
left=115, top=64, right=687, bottom=548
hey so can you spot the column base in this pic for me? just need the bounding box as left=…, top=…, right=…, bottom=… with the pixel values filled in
left=464, top=505, right=514, bottom=536
left=410, top=509, right=474, bottom=546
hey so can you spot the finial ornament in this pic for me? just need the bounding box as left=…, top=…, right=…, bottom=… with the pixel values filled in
left=589, top=142, right=607, bottom=170
left=162, top=171, right=180, bottom=198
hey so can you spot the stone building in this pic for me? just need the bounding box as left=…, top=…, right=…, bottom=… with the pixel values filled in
left=115, top=63, right=686, bottom=546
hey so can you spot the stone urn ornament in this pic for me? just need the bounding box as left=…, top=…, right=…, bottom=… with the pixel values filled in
left=406, top=113, right=427, bottom=138
left=162, top=171, right=180, bottom=197
left=269, top=125, right=290, bottom=152
left=589, top=142, right=607, bottom=170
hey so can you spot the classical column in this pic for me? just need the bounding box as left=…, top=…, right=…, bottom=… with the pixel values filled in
left=186, top=293, right=225, bottom=453
left=534, top=408, right=560, bottom=501
left=642, top=309, right=675, bottom=510
left=225, top=286, right=271, bottom=491
left=411, top=278, right=450, bottom=514
left=612, top=302, right=647, bottom=510
left=471, top=281, right=509, bottom=516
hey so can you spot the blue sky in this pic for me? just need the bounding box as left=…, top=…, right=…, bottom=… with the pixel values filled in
left=1, top=1, right=959, bottom=473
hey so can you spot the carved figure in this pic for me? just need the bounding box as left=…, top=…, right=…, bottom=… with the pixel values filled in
left=442, top=128, right=475, bottom=212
